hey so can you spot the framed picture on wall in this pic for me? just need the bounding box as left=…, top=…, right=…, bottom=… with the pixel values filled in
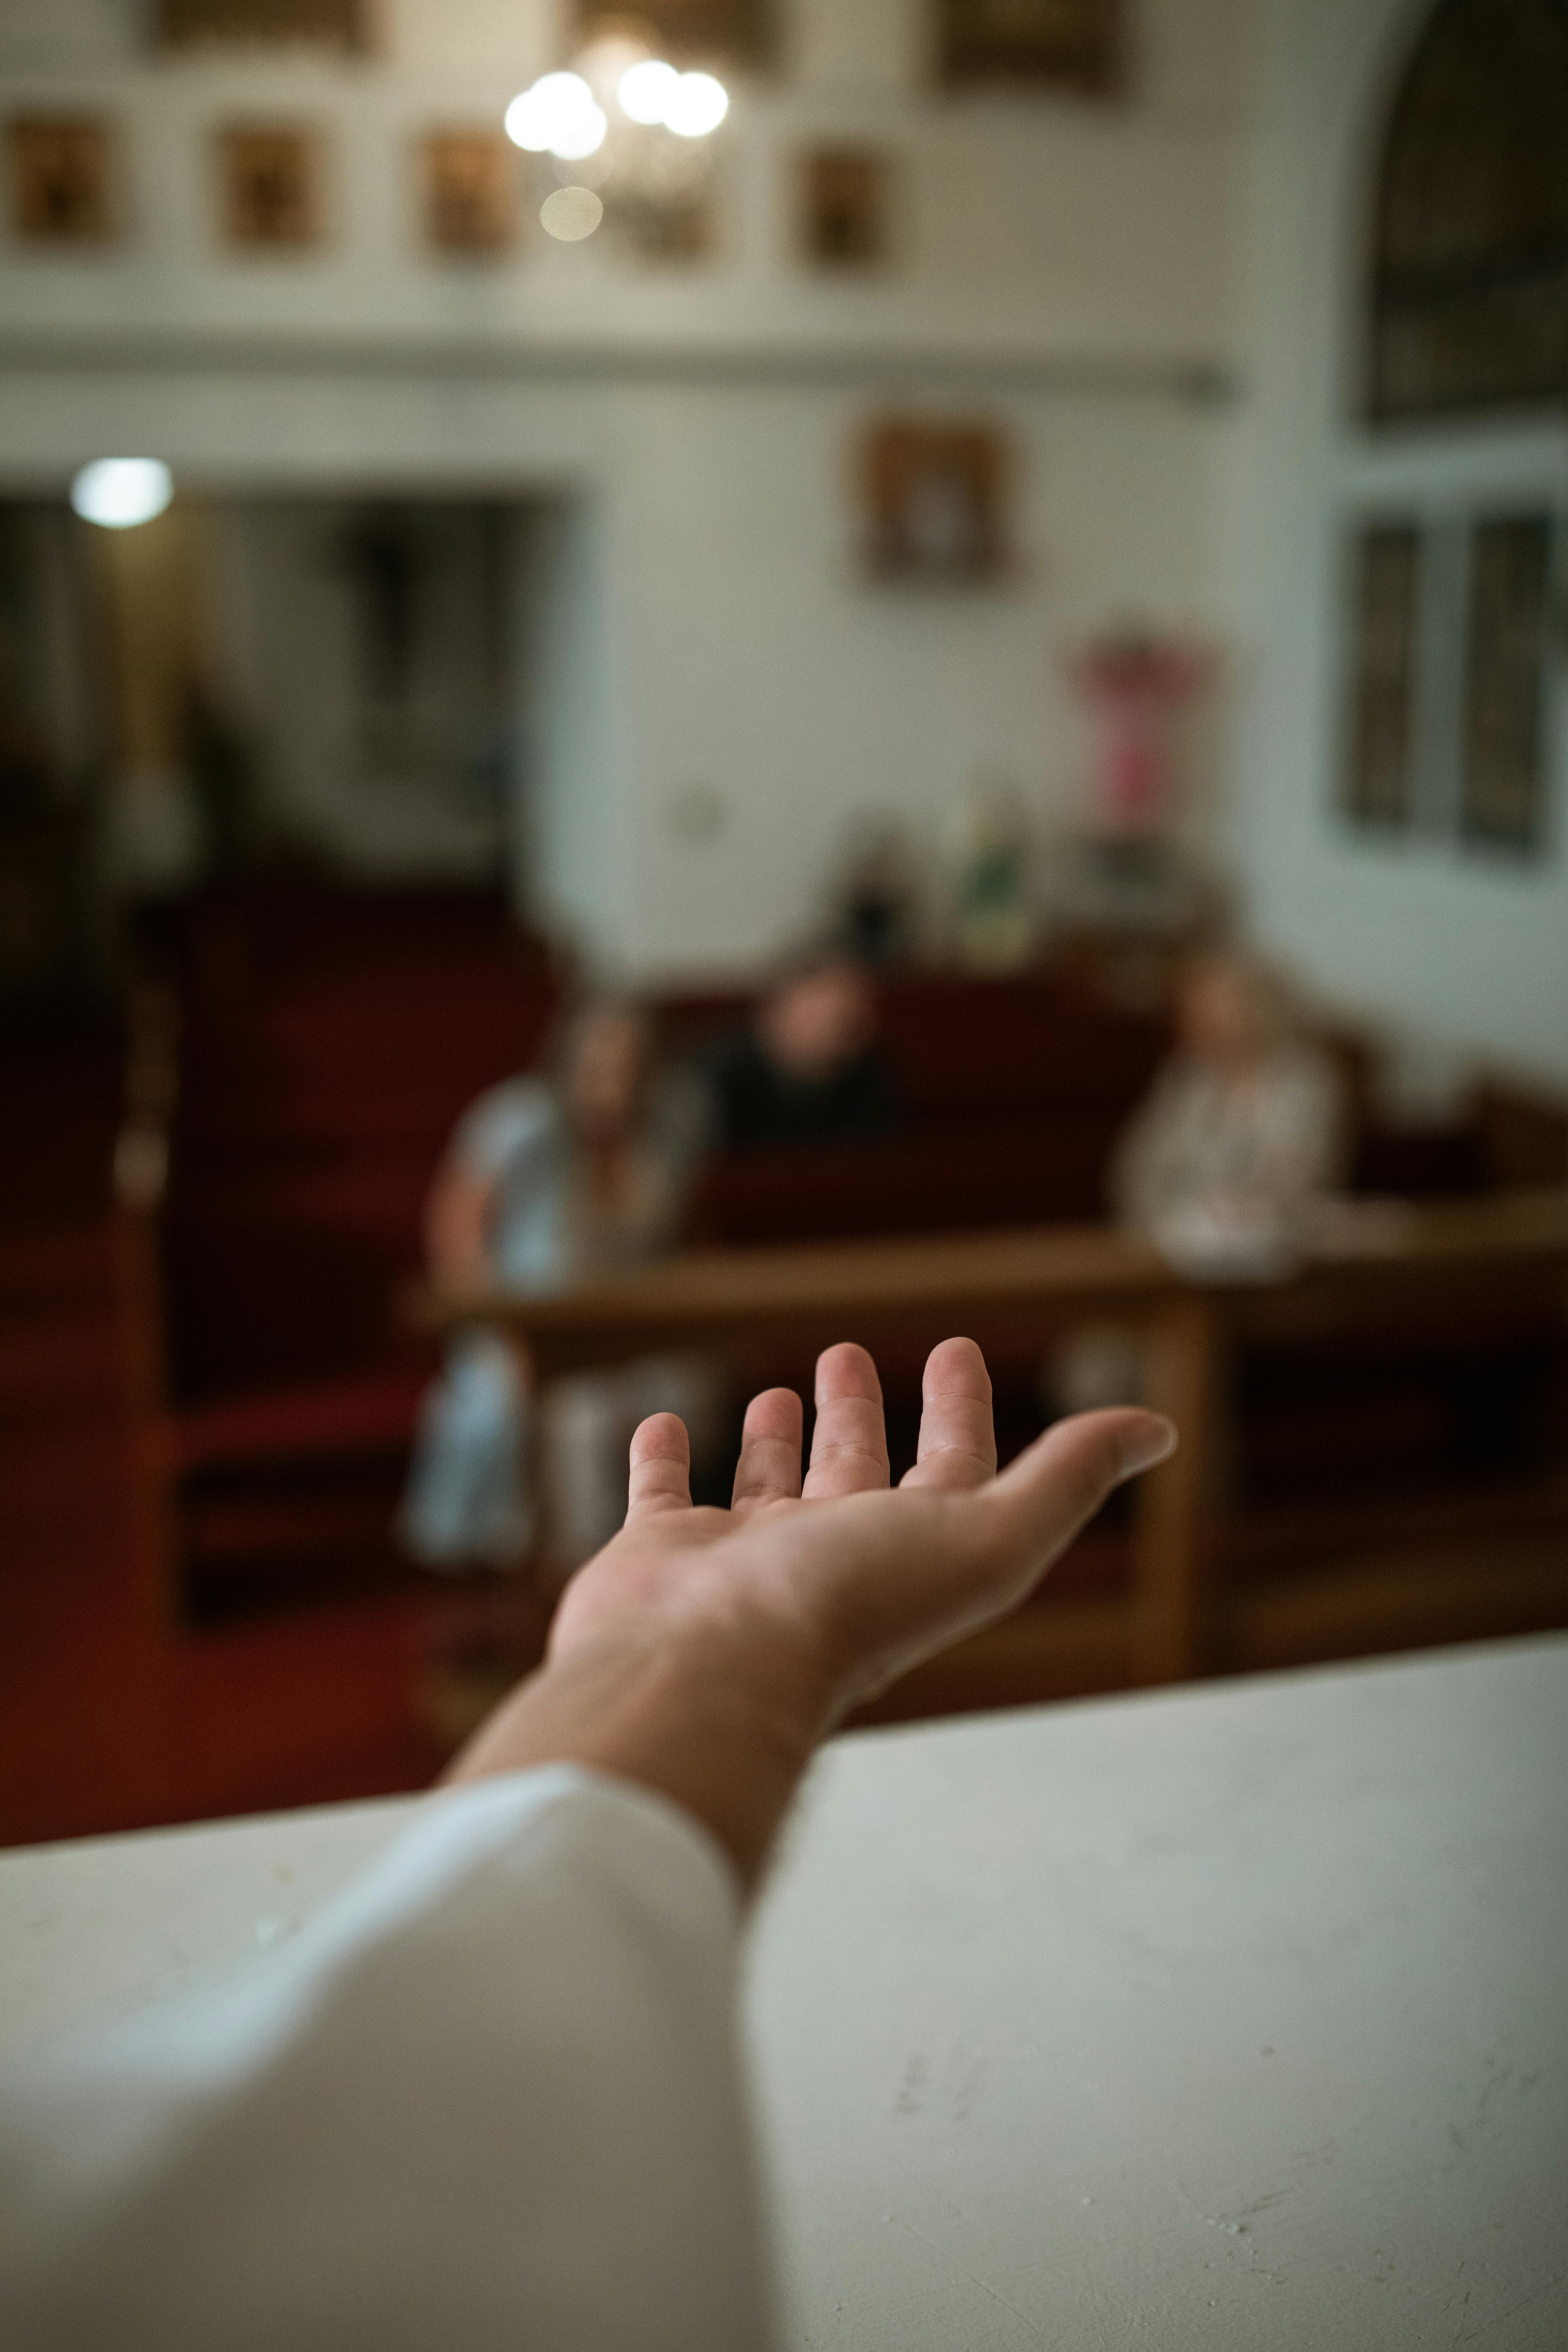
left=800, top=147, right=891, bottom=269
left=157, top=0, right=367, bottom=51
left=8, top=116, right=117, bottom=243
left=573, top=0, right=773, bottom=69
left=216, top=123, right=323, bottom=248
left=861, top=418, right=1011, bottom=585
left=938, top=0, right=1120, bottom=93
left=1461, top=512, right=1553, bottom=851
left=606, top=185, right=716, bottom=263
left=1342, top=520, right=1422, bottom=829
left=419, top=130, right=517, bottom=255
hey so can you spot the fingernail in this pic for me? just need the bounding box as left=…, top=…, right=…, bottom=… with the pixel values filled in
left=1117, top=1417, right=1178, bottom=1479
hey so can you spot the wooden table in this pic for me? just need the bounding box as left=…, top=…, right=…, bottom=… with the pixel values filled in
left=423, top=1221, right=1214, bottom=1685
left=418, top=1188, right=1568, bottom=1693
left=4, top=1636, right=1564, bottom=2347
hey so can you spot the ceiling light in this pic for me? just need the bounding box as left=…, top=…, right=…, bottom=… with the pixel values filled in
left=664, top=71, right=729, bottom=138
left=69, top=458, right=173, bottom=530
left=549, top=104, right=608, bottom=162
left=505, top=72, right=606, bottom=161
left=618, top=58, right=679, bottom=124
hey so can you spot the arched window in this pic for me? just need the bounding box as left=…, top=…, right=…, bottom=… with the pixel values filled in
left=1370, top=0, right=1568, bottom=421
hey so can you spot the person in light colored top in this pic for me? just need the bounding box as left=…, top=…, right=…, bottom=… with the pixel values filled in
left=0, top=1339, right=1175, bottom=2351
left=1115, top=949, right=1346, bottom=1279
left=1055, top=951, right=1346, bottom=1416
left=400, top=996, right=713, bottom=1577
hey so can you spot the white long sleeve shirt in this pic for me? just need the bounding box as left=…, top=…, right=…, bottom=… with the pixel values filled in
left=0, top=1769, right=778, bottom=2350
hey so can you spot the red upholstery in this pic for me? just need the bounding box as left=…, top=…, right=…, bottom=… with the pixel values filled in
left=141, top=884, right=560, bottom=1418
left=127, top=885, right=558, bottom=1609
left=676, top=968, right=1171, bottom=1245
left=172, top=1369, right=430, bottom=1475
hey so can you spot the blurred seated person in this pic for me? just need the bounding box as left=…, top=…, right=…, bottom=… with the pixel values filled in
left=1114, top=947, right=1346, bottom=1278
left=401, top=998, right=713, bottom=1583
left=1056, top=950, right=1346, bottom=1414
left=705, top=952, right=898, bottom=1151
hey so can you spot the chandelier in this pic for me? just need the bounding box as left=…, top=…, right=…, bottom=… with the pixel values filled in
left=504, top=28, right=731, bottom=251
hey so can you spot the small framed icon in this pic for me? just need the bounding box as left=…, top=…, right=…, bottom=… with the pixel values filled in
left=217, top=123, right=322, bottom=249
left=938, top=0, right=1120, bottom=93
left=801, top=147, right=891, bottom=269
left=419, top=129, right=518, bottom=256
left=862, top=417, right=1011, bottom=585
left=9, top=116, right=116, bottom=243
left=157, top=1, right=366, bottom=53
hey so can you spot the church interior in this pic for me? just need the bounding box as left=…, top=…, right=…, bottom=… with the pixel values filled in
left=1, top=0, right=1567, bottom=1851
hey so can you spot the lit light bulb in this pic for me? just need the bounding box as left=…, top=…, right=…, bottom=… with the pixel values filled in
left=69, top=458, right=173, bottom=530
left=618, top=58, right=679, bottom=124
left=504, top=72, right=606, bottom=161
left=504, top=85, right=551, bottom=152
left=664, top=71, right=728, bottom=138
left=549, top=103, right=608, bottom=161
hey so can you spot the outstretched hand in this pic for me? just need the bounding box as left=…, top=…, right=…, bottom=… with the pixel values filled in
left=450, top=1338, right=1174, bottom=1887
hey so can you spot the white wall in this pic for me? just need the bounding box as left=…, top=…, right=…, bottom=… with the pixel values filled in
left=0, top=0, right=1249, bottom=975
left=601, top=380, right=1230, bottom=972
left=0, top=0, right=1249, bottom=370
left=1228, top=0, right=1568, bottom=1091
left=0, top=359, right=1229, bottom=968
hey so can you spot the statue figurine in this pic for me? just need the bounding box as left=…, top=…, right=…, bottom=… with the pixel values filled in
left=1069, top=628, right=1210, bottom=840
left=947, top=774, right=1037, bottom=972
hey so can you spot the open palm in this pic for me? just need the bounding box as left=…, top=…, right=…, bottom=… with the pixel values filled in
left=451, top=1336, right=1173, bottom=1883
left=549, top=1336, right=1173, bottom=1714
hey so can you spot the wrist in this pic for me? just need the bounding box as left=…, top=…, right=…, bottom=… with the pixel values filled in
left=447, top=1597, right=837, bottom=1891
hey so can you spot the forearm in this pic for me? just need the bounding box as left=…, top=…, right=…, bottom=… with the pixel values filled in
left=448, top=1607, right=835, bottom=1894
left=426, top=1167, right=496, bottom=1285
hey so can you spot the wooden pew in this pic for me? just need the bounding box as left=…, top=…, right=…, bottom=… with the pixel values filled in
left=117, top=882, right=562, bottom=1622
left=117, top=939, right=1173, bottom=1623
left=418, top=1188, right=1568, bottom=1718
left=116, top=880, right=1568, bottom=1647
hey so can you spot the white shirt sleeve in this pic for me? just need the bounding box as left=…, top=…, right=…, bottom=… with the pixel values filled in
left=0, top=1768, right=779, bottom=2352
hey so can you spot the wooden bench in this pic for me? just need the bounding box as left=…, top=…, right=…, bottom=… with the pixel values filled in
left=118, top=911, right=1179, bottom=1622
left=118, top=883, right=561, bottom=1621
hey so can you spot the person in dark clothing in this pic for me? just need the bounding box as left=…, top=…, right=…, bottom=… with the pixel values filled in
left=705, top=955, right=899, bottom=1150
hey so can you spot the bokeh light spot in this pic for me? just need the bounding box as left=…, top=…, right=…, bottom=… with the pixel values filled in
left=541, top=186, right=605, bottom=242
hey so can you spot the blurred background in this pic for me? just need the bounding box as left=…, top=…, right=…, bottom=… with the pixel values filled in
left=2, top=0, right=1566, bottom=1845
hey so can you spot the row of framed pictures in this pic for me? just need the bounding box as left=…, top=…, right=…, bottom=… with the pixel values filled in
left=1342, top=509, right=1559, bottom=856
left=5, top=112, right=897, bottom=265
left=155, top=1, right=1121, bottom=95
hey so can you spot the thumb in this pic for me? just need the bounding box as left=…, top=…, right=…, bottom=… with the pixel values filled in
left=986, top=1408, right=1176, bottom=1565
left=821, top=1408, right=1177, bottom=1712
